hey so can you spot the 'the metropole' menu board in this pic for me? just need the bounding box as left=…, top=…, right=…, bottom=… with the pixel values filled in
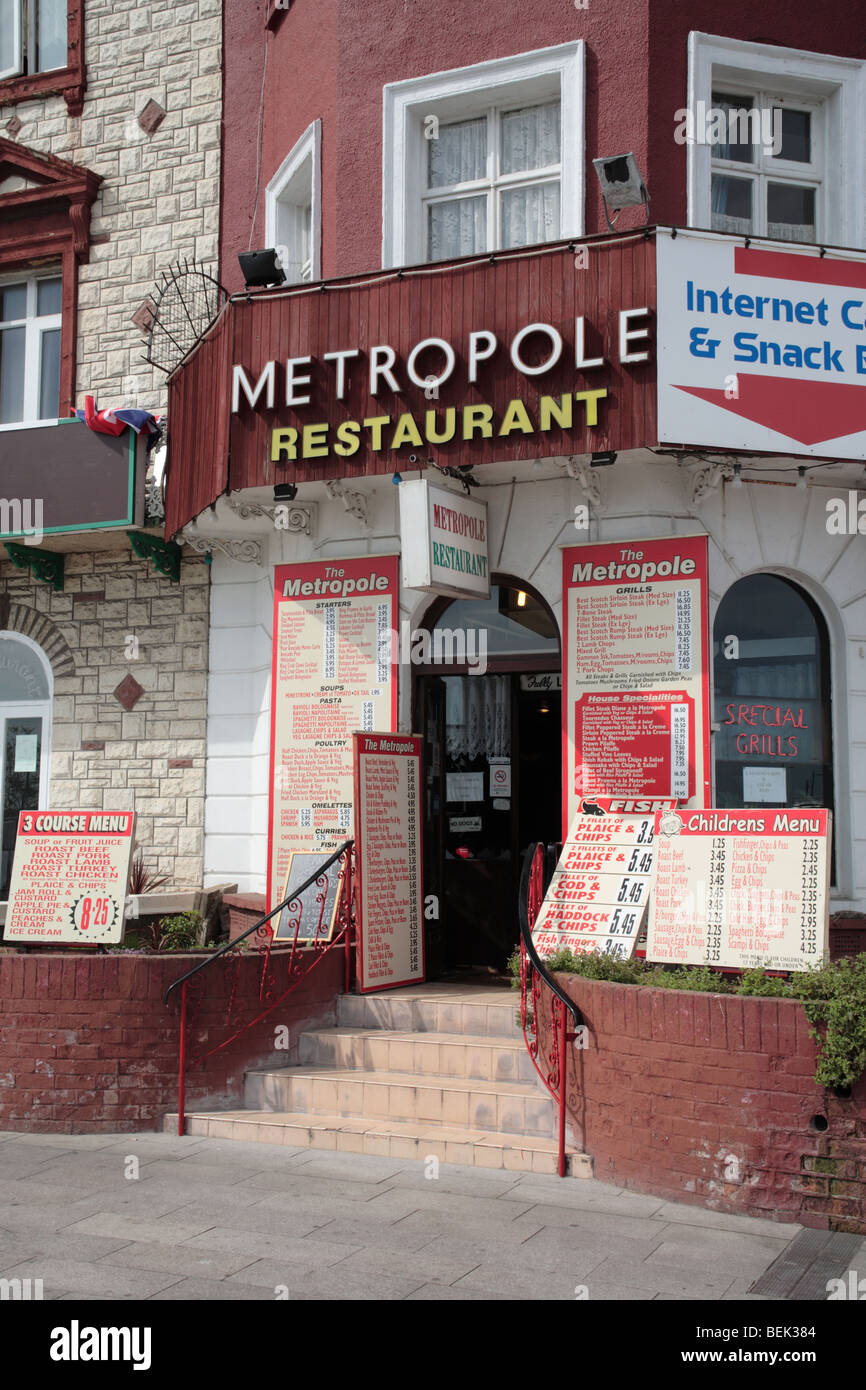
left=532, top=804, right=671, bottom=961
left=647, top=807, right=831, bottom=971
left=267, top=556, right=399, bottom=908
left=4, top=810, right=136, bottom=944
left=353, top=733, right=424, bottom=993
left=562, top=536, right=711, bottom=837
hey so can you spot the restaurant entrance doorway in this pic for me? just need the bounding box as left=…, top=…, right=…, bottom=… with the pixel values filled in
left=415, top=581, right=561, bottom=976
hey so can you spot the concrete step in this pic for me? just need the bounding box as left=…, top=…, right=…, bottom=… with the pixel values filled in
left=243, top=1065, right=556, bottom=1136
left=164, top=1108, right=593, bottom=1178
left=298, top=1027, right=539, bottom=1084
left=337, top=986, right=517, bottom=1037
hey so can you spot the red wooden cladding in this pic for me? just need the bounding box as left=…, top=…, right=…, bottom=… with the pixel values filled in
left=165, top=233, right=658, bottom=538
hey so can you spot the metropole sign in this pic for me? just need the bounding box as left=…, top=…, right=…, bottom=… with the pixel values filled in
left=657, top=228, right=866, bottom=459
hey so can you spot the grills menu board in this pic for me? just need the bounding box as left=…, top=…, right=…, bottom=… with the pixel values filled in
left=4, top=810, right=135, bottom=944
left=561, top=536, right=711, bottom=836
left=267, top=557, right=399, bottom=908
left=647, top=807, right=831, bottom=971
left=353, top=733, right=424, bottom=992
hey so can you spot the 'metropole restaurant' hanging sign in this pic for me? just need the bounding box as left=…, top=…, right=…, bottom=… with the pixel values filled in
left=647, top=806, right=831, bottom=972
left=561, top=535, right=711, bottom=835
left=353, top=732, right=424, bottom=992
left=267, top=556, right=399, bottom=907
left=398, top=480, right=490, bottom=599
left=657, top=229, right=866, bottom=459
left=4, top=811, right=136, bottom=945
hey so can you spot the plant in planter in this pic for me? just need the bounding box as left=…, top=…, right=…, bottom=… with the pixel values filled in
left=114, top=911, right=204, bottom=953
left=128, top=852, right=170, bottom=896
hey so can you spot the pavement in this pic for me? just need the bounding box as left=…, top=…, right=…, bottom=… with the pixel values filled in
left=0, top=1128, right=862, bottom=1301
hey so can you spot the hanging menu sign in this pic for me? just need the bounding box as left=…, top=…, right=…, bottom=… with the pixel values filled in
left=353, top=733, right=425, bottom=993
left=647, top=807, right=831, bottom=971
left=532, top=804, right=673, bottom=961
left=562, top=535, right=711, bottom=836
left=4, top=810, right=136, bottom=945
left=267, top=556, right=399, bottom=908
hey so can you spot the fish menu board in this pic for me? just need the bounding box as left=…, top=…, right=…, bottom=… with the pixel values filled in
left=532, top=803, right=672, bottom=961
left=647, top=807, right=831, bottom=971
left=5, top=810, right=136, bottom=945
left=353, top=733, right=425, bottom=993
left=267, top=556, right=399, bottom=908
left=562, top=536, right=711, bottom=837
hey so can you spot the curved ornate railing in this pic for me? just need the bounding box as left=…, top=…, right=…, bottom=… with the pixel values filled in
left=164, top=840, right=355, bottom=1136
left=518, top=841, right=584, bottom=1177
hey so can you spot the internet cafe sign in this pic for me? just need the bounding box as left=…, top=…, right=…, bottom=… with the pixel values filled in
left=657, top=228, right=866, bottom=459
left=226, top=245, right=654, bottom=476
left=399, top=480, right=489, bottom=600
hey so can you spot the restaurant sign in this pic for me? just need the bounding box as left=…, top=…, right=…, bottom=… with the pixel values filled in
left=657, top=228, right=866, bottom=459
left=399, top=480, right=489, bottom=599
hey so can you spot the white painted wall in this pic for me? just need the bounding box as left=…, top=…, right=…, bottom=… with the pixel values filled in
left=202, top=459, right=865, bottom=908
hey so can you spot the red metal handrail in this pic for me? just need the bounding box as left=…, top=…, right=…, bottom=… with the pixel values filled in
left=164, top=841, right=355, bottom=1136
left=518, top=841, right=583, bottom=1177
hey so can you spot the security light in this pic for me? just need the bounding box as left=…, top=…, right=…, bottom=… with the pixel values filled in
left=238, top=249, right=286, bottom=289
left=590, top=450, right=617, bottom=467
left=592, top=153, right=649, bottom=231
left=274, top=482, right=298, bottom=501
left=797, top=467, right=807, bottom=491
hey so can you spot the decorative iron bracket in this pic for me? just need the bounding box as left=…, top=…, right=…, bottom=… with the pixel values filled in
left=178, top=533, right=263, bottom=567
left=3, top=542, right=64, bottom=591
left=563, top=455, right=603, bottom=509
left=226, top=495, right=317, bottom=537
left=126, top=530, right=181, bottom=583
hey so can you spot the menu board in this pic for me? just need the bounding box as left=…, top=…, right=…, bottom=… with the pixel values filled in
left=353, top=733, right=424, bottom=993
left=4, top=810, right=136, bottom=945
left=275, top=851, right=344, bottom=941
left=647, top=807, right=831, bottom=971
left=267, top=556, right=399, bottom=908
left=532, top=806, right=672, bottom=961
left=562, top=536, right=710, bottom=836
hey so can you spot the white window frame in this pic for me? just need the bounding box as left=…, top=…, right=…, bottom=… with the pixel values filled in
left=265, top=118, right=322, bottom=285
left=0, top=632, right=54, bottom=902
left=708, top=84, right=823, bottom=241
left=382, top=42, right=584, bottom=269
left=0, top=0, right=67, bottom=81
left=687, top=33, right=866, bottom=250
left=0, top=268, right=62, bottom=430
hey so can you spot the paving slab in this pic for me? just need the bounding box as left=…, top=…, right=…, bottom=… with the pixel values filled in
left=179, top=1226, right=362, bottom=1267
left=0, top=1256, right=183, bottom=1300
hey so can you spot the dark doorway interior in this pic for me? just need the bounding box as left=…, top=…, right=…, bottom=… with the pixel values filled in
left=416, top=582, right=561, bottom=975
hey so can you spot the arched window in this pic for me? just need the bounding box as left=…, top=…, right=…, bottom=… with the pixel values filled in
left=0, top=631, right=52, bottom=899
left=713, top=574, right=834, bottom=828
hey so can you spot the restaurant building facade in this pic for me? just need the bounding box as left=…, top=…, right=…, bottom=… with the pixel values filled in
left=159, top=0, right=866, bottom=974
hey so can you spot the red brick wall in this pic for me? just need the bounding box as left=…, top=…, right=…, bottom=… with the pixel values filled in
left=0, top=949, right=343, bottom=1134
left=541, top=974, right=866, bottom=1234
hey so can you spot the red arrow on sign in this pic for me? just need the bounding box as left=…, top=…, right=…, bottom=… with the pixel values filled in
left=673, top=374, right=866, bottom=446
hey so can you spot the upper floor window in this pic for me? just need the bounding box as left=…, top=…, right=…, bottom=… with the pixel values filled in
left=265, top=119, right=321, bottom=285
left=710, top=90, right=820, bottom=242
left=425, top=101, right=561, bottom=261
left=383, top=43, right=584, bottom=269
left=0, top=0, right=67, bottom=80
left=687, top=34, right=866, bottom=251
left=0, top=273, right=62, bottom=426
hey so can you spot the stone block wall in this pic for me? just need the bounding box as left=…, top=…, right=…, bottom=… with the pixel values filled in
left=0, top=0, right=222, bottom=413
left=0, top=549, right=210, bottom=887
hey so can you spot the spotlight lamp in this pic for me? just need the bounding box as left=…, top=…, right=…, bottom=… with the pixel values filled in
left=592, top=153, right=649, bottom=232
left=238, top=249, right=287, bottom=289
left=274, top=482, right=298, bottom=501
left=590, top=450, right=617, bottom=468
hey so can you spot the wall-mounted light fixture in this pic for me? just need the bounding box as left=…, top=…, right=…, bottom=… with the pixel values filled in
left=274, top=482, right=298, bottom=501
left=590, top=450, right=617, bottom=468
left=238, top=249, right=286, bottom=289
left=592, top=152, right=649, bottom=231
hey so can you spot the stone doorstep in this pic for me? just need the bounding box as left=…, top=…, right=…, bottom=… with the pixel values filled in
left=165, top=1110, right=592, bottom=1179
left=243, top=1066, right=557, bottom=1136
left=297, top=1027, right=538, bottom=1083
